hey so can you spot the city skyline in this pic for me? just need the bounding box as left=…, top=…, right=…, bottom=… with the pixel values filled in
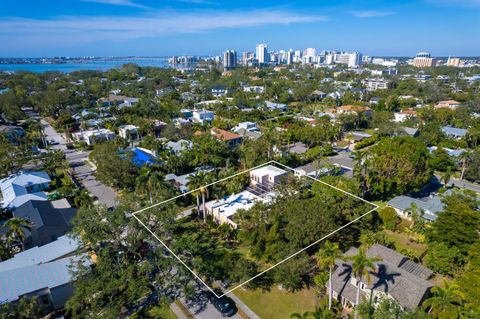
left=1, top=0, right=480, bottom=57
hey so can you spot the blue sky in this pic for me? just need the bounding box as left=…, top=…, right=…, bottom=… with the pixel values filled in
left=0, top=0, right=479, bottom=57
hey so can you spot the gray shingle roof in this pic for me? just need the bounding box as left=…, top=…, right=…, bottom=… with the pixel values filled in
left=441, top=126, right=467, bottom=138
left=330, top=244, right=433, bottom=310
left=387, top=190, right=452, bottom=222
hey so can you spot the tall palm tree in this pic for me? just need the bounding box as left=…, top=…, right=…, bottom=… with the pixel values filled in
left=316, top=241, right=342, bottom=310
left=4, top=217, right=32, bottom=251
left=345, top=247, right=381, bottom=317
left=187, top=173, right=203, bottom=217
left=352, top=151, right=369, bottom=196
left=187, top=171, right=210, bottom=223
left=459, top=150, right=470, bottom=180
left=423, top=281, right=464, bottom=319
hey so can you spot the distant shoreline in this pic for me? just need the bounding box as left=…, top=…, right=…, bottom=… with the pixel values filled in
left=0, top=57, right=198, bottom=73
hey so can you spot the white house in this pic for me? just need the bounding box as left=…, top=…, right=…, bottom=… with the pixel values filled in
left=0, top=171, right=51, bottom=210
left=243, top=86, right=265, bottom=94
left=72, top=129, right=115, bottom=146
left=394, top=109, right=417, bottom=122
left=165, top=139, right=193, bottom=155
left=232, top=121, right=259, bottom=133
left=118, top=125, right=140, bottom=141
left=205, top=190, right=267, bottom=228
left=192, top=110, right=215, bottom=124
left=250, top=165, right=287, bottom=187
left=363, top=78, right=389, bottom=91
left=264, top=101, right=288, bottom=112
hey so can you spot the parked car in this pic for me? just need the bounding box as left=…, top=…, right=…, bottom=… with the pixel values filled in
left=206, top=290, right=237, bottom=317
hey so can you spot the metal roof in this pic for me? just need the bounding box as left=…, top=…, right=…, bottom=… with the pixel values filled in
left=0, top=236, right=80, bottom=273
left=0, top=255, right=87, bottom=304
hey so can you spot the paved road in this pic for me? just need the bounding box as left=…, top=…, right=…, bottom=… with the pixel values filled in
left=436, top=174, right=480, bottom=193
left=180, top=295, right=242, bottom=319
left=35, top=115, right=118, bottom=208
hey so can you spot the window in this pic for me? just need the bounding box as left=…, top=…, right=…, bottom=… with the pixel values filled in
left=40, top=295, right=50, bottom=305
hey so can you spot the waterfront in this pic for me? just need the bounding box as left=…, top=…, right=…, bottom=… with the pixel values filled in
left=0, top=58, right=174, bottom=73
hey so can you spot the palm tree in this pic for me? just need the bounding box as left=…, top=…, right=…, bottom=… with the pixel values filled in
left=352, top=151, right=368, bottom=196
left=459, top=151, right=470, bottom=180
left=187, top=171, right=210, bottom=223
left=441, top=167, right=452, bottom=186
left=187, top=173, right=203, bottom=217
left=345, top=247, right=381, bottom=317
left=423, top=281, right=464, bottom=319
left=290, top=311, right=312, bottom=319
left=136, top=167, right=163, bottom=205
left=4, top=217, right=32, bottom=251
left=290, top=307, right=332, bottom=319
left=316, top=241, right=342, bottom=310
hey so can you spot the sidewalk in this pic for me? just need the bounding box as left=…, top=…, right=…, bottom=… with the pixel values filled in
left=170, top=302, right=190, bottom=319
left=230, top=293, right=261, bottom=319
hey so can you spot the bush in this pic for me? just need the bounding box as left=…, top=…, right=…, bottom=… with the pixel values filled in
left=354, top=136, right=377, bottom=150
left=378, top=207, right=400, bottom=231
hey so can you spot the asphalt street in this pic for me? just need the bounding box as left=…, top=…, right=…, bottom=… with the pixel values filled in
left=36, top=115, right=118, bottom=208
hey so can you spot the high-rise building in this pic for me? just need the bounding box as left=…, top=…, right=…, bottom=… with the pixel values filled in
left=256, top=43, right=268, bottom=64
left=348, top=52, right=362, bottom=67
left=286, top=50, right=294, bottom=65
left=242, top=51, right=254, bottom=65
left=446, top=57, right=461, bottom=67
left=304, top=47, right=316, bottom=58
left=223, top=50, right=237, bottom=69
left=412, top=52, right=437, bottom=67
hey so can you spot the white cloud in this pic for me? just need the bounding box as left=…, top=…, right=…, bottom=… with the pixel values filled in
left=0, top=10, right=326, bottom=45
left=350, top=10, right=395, bottom=18
left=81, top=0, right=149, bottom=9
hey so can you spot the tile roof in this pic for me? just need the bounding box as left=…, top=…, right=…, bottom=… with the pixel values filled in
left=211, top=128, right=242, bottom=142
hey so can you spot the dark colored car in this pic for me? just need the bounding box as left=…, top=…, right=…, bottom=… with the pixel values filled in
left=207, top=290, right=237, bottom=317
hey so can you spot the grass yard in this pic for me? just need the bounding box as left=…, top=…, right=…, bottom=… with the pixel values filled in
left=234, top=286, right=319, bottom=319
left=137, top=302, right=178, bottom=319
left=384, top=229, right=427, bottom=259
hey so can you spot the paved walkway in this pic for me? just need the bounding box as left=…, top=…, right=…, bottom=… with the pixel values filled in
left=170, top=302, right=189, bottom=319
left=230, top=293, right=261, bottom=319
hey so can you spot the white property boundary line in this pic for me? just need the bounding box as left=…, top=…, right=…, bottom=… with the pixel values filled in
left=132, top=160, right=379, bottom=299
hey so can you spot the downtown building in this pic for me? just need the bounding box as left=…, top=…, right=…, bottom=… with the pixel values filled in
left=256, top=43, right=268, bottom=64
left=223, top=50, right=237, bottom=69
left=412, top=52, right=437, bottom=67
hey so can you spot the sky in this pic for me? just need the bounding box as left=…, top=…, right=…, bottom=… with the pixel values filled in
left=0, top=0, right=479, bottom=57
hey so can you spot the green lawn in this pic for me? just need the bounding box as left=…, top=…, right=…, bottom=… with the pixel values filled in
left=234, top=287, right=319, bottom=319
left=384, top=229, right=427, bottom=259
left=142, top=303, right=178, bottom=319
